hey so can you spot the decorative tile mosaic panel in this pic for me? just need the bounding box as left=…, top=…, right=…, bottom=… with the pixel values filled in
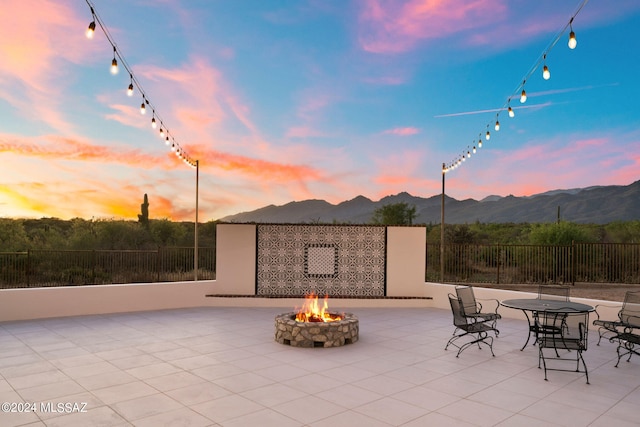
left=257, top=225, right=386, bottom=297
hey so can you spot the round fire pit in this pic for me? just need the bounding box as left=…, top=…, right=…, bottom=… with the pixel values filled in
left=274, top=312, right=359, bottom=348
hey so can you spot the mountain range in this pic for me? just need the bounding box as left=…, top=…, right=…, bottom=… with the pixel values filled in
left=220, top=180, right=640, bottom=224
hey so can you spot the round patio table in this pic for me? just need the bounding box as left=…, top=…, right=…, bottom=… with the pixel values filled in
left=500, top=299, right=594, bottom=350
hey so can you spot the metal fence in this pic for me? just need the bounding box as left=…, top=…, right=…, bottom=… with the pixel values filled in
left=426, top=243, right=640, bottom=285
left=0, top=247, right=215, bottom=289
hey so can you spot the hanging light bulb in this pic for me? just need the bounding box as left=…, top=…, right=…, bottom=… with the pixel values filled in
left=165, top=136, right=170, bottom=145
left=568, top=31, right=577, bottom=49
left=495, top=119, right=500, bottom=131
left=520, top=88, right=527, bottom=103
left=110, top=47, right=118, bottom=75
left=160, top=128, right=165, bottom=138
left=568, top=19, right=577, bottom=49
left=140, top=97, right=146, bottom=114
left=542, top=64, right=551, bottom=80
left=86, top=20, right=96, bottom=39
left=473, top=146, right=477, bottom=154
left=127, top=74, right=134, bottom=96
left=151, top=114, right=157, bottom=129
left=478, top=140, right=483, bottom=148
left=485, top=130, right=490, bottom=141
left=508, top=105, right=515, bottom=118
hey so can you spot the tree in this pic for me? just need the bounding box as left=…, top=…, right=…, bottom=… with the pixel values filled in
left=371, top=202, right=417, bottom=225
left=528, top=221, right=592, bottom=245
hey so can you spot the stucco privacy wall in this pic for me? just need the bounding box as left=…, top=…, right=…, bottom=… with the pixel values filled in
left=212, top=223, right=427, bottom=297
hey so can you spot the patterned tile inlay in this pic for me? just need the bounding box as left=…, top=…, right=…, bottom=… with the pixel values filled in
left=257, top=225, right=386, bottom=297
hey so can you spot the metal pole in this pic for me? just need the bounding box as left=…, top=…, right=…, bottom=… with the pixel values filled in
left=441, top=163, right=445, bottom=282
left=194, top=160, right=199, bottom=281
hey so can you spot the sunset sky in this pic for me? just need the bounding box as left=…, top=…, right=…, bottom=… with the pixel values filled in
left=1, top=0, right=639, bottom=221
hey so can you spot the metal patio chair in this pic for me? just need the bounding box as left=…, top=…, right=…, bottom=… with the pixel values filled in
left=538, top=310, right=590, bottom=384
left=532, top=285, right=572, bottom=349
left=593, top=291, right=640, bottom=346
left=455, top=285, right=501, bottom=336
left=445, top=294, right=497, bottom=358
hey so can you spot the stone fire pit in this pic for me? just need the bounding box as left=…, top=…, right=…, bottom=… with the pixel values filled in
left=274, top=312, right=359, bottom=348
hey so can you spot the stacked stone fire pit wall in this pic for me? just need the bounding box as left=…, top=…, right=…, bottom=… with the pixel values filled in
left=274, top=312, right=359, bottom=348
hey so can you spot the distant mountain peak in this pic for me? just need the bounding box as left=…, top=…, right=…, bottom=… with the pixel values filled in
left=219, top=180, right=640, bottom=224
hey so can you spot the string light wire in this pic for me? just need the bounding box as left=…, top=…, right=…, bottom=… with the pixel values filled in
left=443, top=0, right=590, bottom=173
left=83, top=0, right=197, bottom=168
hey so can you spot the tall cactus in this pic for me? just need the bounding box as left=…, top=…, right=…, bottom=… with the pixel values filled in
left=138, top=193, right=149, bottom=227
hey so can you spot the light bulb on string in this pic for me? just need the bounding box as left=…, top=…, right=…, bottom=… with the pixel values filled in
left=473, top=145, right=477, bottom=154
left=86, top=20, right=96, bottom=39
left=160, top=128, right=165, bottom=139
left=485, top=129, right=490, bottom=141
left=140, top=97, right=146, bottom=114
left=165, top=136, right=170, bottom=146
left=110, top=47, right=118, bottom=75
left=508, top=105, right=515, bottom=118
left=568, top=18, right=577, bottom=49
left=495, top=119, right=500, bottom=131
left=542, top=55, right=551, bottom=80
left=478, top=140, right=483, bottom=148
left=127, top=74, right=134, bottom=96
left=151, top=113, right=157, bottom=129
left=520, top=84, right=527, bottom=103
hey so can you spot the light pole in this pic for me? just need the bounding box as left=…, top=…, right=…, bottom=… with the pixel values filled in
left=441, top=163, right=445, bottom=282
left=194, top=160, right=199, bottom=281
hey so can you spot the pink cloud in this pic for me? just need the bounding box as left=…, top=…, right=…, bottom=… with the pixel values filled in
left=356, top=0, right=507, bottom=54
left=0, top=0, right=96, bottom=134
left=383, top=127, right=420, bottom=136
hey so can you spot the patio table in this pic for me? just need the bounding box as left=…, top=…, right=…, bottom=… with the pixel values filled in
left=500, top=298, right=594, bottom=351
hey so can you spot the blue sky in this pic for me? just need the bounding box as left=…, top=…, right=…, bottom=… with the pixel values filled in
left=1, top=0, right=639, bottom=221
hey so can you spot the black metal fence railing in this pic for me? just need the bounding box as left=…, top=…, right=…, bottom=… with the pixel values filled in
left=427, top=242, right=640, bottom=285
left=0, top=247, right=215, bottom=289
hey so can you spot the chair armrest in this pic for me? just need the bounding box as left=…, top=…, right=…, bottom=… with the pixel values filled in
left=476, top=297, right=500, bottom=314
left=593, top=303, right=620, bottom=322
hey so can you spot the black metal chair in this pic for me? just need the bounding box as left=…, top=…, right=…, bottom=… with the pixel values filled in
left=445, top=294, right=497, bottom=358
left=538, top=310, right=590, bottom=384
left=531, top=285, right=572, bottom=350
left=593, top=291, right=640, bottom=345
left=455, top=285, right=501, bottom=336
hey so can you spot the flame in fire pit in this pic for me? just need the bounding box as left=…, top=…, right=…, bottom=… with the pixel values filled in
left=295, top=293, right=342, bottom=322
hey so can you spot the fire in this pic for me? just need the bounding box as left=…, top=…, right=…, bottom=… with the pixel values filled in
left=295, top=293, right=342, bottom=322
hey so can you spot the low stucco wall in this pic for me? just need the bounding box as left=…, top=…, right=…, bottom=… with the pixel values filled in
left=0, top=281, right=216, bottom=322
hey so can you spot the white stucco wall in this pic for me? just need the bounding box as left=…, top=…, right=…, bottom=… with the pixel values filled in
left=210, top=223, right=256, bottom=295
left=386, top=226, right=428, bottom=297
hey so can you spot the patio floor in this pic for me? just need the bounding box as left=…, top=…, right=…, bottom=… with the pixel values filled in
left=0, top=306, right=638, bottom=427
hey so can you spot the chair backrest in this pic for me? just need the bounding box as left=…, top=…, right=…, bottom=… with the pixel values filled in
left=540, top=310, right=589, bottom=350
left=620, top=291, right=640, bottom=327
left=538, top=285, right=570, bottom=301
left=455, top=286, right=478, bottom=315
left=448, top=294, right=467, bottom=328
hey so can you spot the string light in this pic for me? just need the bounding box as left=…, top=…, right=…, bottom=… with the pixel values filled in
left=83, top=0, right=197, bottom=169
left=442, top=0, right=589, bottom=173
left=127, top=74, right=134, bottom=96
left=568, top=18, right=577, bottom=49
left=110, top=47, right=118, bottom=75
left=542, top=54, right=551, bottom=80
left=86, top=21, right=96, bottom=39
